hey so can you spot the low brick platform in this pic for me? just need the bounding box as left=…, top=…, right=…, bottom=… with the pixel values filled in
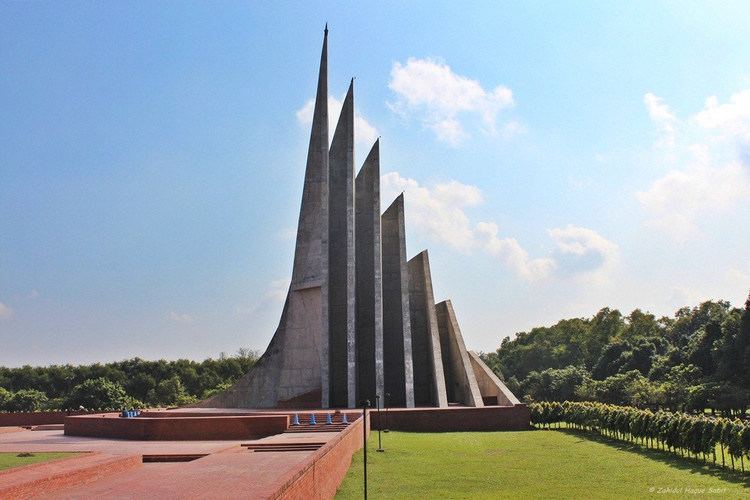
left=0, top=452, right=141, bottom=498
left=369, top=404, right=530, bottom=432
left=64, top=413, right=289, bottom=440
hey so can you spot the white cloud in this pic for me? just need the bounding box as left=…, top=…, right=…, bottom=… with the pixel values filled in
left=276, top=227, right=296, bottom=241
left=636, top=90, right=750, bottom=239
left=693, top=90, right=750, bottom=141
left=637, top=161, right=749, bottom=238
left=644, top=92, right=678, bottom=149
left=235, top=279, right=288, bottom=318
left=382, top=171, right=614, bottom=282
left=168, top=311, right=194, bottom=324
left=0, top=302, right=13, bottom=320
left=548, top=225, right=619, bottom=281
left=296, top=94, right=379, bottom=148
left=381, top=172, right=479, bottom=253
left=475, top=222, right=556, bottom=281
left=264, top=279, right=289, bottom=302
left=638, top=90, right=750, bottom=238
left=388, top=58, right=515, bottom=146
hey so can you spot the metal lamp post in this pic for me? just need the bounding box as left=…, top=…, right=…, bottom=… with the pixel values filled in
left=361, top=399, right=370, bottom=500
left=375, top=395, right=384, bottom=452
left=384, top=392, right=390, bottom=433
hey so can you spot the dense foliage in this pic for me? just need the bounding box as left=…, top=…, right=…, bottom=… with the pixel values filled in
left=530, top=401, right=750, bottom=472
left=0, top=349, right=258, bottom=411
left=483, top=292, right=750, bottom=415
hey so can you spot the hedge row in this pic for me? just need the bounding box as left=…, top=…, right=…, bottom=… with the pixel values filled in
left=529, top=401, right=750, bottom=472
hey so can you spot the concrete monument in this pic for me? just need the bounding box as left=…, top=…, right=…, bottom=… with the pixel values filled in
left=199, top=27, right=519, bottom=409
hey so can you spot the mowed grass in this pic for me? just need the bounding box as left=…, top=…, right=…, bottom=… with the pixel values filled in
left=0, top=452, right=80, bottom=471
left=336, top=430, right=749, bottom=499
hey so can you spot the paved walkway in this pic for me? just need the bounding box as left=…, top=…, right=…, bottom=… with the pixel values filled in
left=0, top=427, right=344, bottom=499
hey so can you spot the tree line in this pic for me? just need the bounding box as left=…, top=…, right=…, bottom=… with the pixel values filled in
left=0, top=349, right=258, bottom=412
left=482, top=291, right=750, bottom=415
left=530, top=401, right=750, bottom=472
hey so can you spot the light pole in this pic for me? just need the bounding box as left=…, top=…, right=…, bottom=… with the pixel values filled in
left=361, top=399, right=370, bottom=500
left=375, top=395, right=384, bottom=452
left=384, top=392, right=390, bottom=433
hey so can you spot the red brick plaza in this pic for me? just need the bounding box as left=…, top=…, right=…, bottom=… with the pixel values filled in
left=0, top=405, right=528, bottom=498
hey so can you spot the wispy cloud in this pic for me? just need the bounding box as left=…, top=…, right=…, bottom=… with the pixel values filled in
left=381, top=171, right=616, bottom=282
left=548, top=225, right=619, bottom=282
left=0, top=302, right=13, bottom=320
left=474, top=221, right=556, bottom=281
left=264, top=279, right=288, bottom=302
left=638, top=90, right=750, bottom=238
left=644, top=92, right=678, bottom=150
left=235, top=279, right=288, bottom=318
left=296, top=94, right=379, bottom=148
left=388, top=57, right=516, bottom=146
left=168, top=311, right=194, bottom=324
left=381, top=172, right=480, bottom=253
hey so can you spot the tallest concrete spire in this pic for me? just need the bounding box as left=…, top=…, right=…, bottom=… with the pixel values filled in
left=196, top=28, right=330, bottom=409
left=291, top=26, right=329, bottom=287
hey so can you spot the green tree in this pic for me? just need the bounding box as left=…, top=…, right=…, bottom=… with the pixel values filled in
left=0, top=387, right=12, bottom=411
left=64, top=378, right=130, bottom=410
left=7, top=389, right=49, bottom=412
left=149, top=375, right=196, bottom=406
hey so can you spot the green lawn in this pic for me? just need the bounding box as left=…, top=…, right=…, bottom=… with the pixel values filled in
left=0, top=452, right=80, bottom=471
left=336, top=430, right=748, bottom=499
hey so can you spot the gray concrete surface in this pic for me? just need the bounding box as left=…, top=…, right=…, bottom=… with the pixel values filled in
left=197, top=30, right=329, bottom=408
left=435, top=300, right=483, bottom=407
left=381, top=194, right=415, bottom=408
left=407, top=251, right=448, bottom=407
left=355, top=140, right=385, bottom=404
left=327, top=80, right=357, bottom=408
left=468, top=350, right=521, bottom=406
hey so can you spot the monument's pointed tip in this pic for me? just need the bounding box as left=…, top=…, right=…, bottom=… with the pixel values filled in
left=324, top=22, right=328, bottom=34
left=342, top=78, right=354, bottom=104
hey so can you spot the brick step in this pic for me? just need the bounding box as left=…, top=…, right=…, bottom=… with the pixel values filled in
left=241, top=442, right=325, bottom=448
left=284, top=425, right=348, bottom=433
left=241, top=442, right=324, bottom=453
left=252, top=446, right=322, bottom=452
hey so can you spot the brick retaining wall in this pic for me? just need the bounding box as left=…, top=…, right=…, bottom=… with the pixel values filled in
left=369, top=404, right=530, bottom=432
left=64, top=413, right=289, bottom=440
left=273, top=413, right=368, bottom=499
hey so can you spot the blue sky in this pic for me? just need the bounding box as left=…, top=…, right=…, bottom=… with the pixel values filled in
left=2, top=2, right=749, bottom=366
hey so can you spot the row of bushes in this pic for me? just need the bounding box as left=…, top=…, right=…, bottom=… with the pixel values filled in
left=530, top=401, right=750, bottom=472
left=0, top=377, right=188, bottom=412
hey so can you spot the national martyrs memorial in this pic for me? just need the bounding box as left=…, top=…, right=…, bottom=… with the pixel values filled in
left=197, top=26, right=521, bottom=412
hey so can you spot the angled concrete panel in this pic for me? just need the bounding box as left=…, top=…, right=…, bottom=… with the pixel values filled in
left=197, top=30, right=329, bottom=408
left=468, top=350, right=521, bottom=406
left=435, top=300, right=483, bottom=407
left=355, top=140, right=384, bottom=403
left=407, top=251, right=448, bottom=407
left=328, top=79, right=357, bottom=408
left=381, top=194, right=415, bottom=408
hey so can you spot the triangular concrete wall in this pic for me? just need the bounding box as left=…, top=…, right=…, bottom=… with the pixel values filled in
left=355, top=141, right=385, bottom=404
left=435, top=300, right=483, bottom=407
left=327, top=80, right=357, bottom=408
left=408, top=251, right=448, bottom=408
left=198, top=29, right=330, bottom=409
left=381, top=194, right=415, bottom=408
